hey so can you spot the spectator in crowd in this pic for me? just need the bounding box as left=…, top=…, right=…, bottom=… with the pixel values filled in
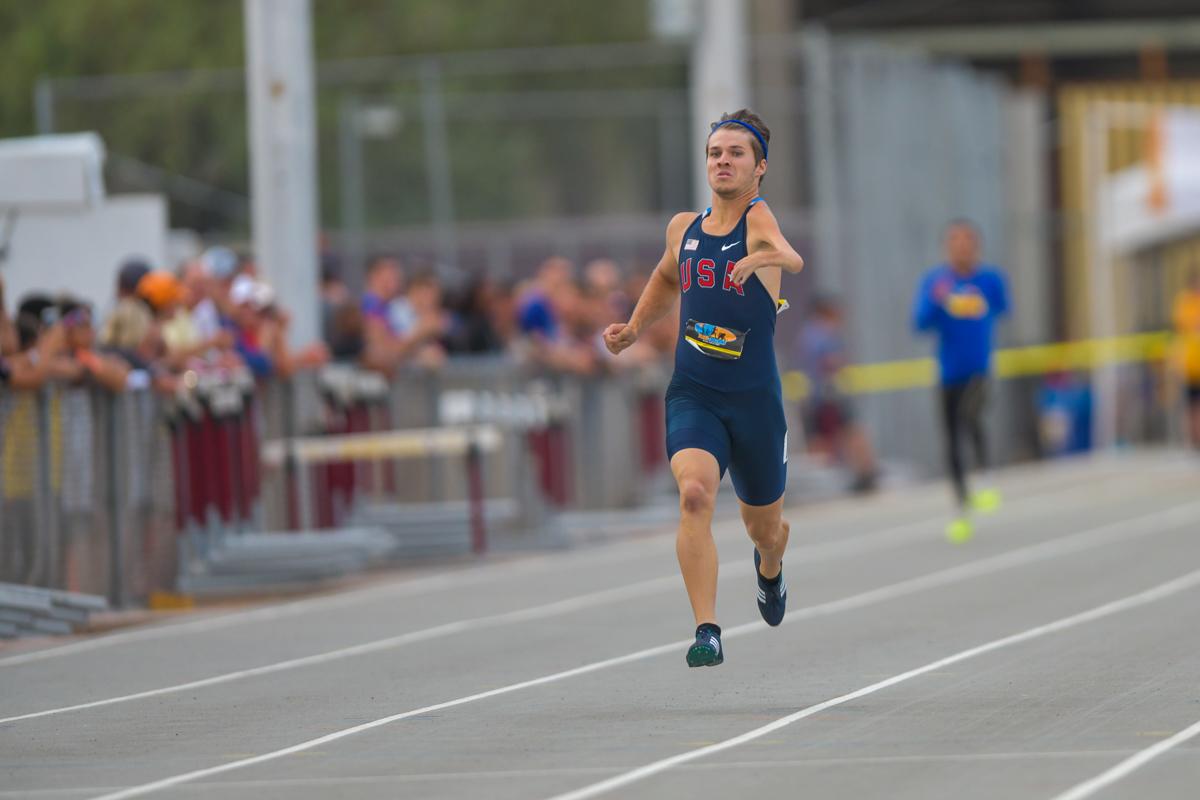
left=191, top=246, right=240, bottom=343
left=138, top=269, right=234, bottom=370
left=549, top=284, right=602, bottom=375
left=228, top=275, right=328, bottom=379
left=797, top=295, right=879, bottom=492
left=320, top=254, right=351, bottom=347
left=359, top=254, right=444, bottom=374
left=486, top=278, right=520, bottom=350
left=1173, top=269, right=1200, bottom=449
left=326, top=300, right=367, bottom=363
left=403, top=271, right=450, bottom=369
left=517, top=256, right=572, bottom=341
left=54, top=297, right=132, bottom=393
left=0, top=277, right=43, bottom=388
left=443, top=275, right=507, bottom=354
left=584, top=258, right=633, bottom=322
left=515, top=257, right=600, bottom=375
left=99, top=258, right=154, bottom=366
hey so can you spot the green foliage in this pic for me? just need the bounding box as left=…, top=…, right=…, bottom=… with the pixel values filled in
left=0, top=0, right=673, bottom=234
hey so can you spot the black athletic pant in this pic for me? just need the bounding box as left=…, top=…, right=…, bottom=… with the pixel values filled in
left=940, top=376, right=989, bottom=507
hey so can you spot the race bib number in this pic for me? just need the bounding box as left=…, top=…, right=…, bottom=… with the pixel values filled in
left=684, top=319, right=747, bottom=360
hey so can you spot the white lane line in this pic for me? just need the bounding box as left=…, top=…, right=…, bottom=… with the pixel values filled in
left=0, top=460, right=1138, bottom=669
left=2, top=751, right=1161, bottom=798
left=0, top=574, right=681, bottom=725
left=545, top=567, right=1200, bottom=800
left=5, top=751, right=1186, bottom=798
left=2, top=483, right=1181, bottom=725
left=0, top=512, right=934, bottom=725
left=0, top=460, right=1147, bottom=671
left=1048, top=717, right=1200, bottom=800
left=0, top=512, right=859, bottom=669
left=80, top=501, right=1200, bottom=800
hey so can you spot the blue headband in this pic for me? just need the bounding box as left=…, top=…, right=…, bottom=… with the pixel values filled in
left=710, top=119, right=768, bottom=161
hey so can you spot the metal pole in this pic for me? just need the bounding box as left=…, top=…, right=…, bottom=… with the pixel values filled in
left=1085, top=107, right=1119, bottom=451
left=34, top=389, right=58, bottom=588
left=34, top=77, right=55, bottom=135
left=467, top=437, right=487, bottom=555
left=803, top=27, right=844, bottom=298
left=105, top=393, right=125, bottom=608
left=244, top=0, right=321, bottom=348
left=337, top=94, right=367, bottom=287
left=420, top=59, right=458, bottom=268
left=690, top=0, right=750, bottom=209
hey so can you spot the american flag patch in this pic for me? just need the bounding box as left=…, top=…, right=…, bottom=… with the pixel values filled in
left=684, top=239, right=699, bottom=251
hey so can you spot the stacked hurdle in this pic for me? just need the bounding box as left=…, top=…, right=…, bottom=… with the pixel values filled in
left=0, top=581, right=107, bottom=638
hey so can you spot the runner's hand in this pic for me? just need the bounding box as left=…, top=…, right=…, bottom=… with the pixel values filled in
left=603, top=323, right=638, bottom=355
left=728, top=254, right=763, bottom=286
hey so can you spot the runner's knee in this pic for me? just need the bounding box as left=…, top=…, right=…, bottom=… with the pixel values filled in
left=679, top=478, right=715, bottom=516
left=747, top=516, right=786, bottom=551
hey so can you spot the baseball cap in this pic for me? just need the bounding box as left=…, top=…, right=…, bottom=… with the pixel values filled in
left=230, top=275, right=275, bottom=310
left=136, top=270, right=184, bottom=311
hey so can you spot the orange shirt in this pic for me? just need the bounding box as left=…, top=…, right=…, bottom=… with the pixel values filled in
left=1174, top=289, right=1200, bottom=382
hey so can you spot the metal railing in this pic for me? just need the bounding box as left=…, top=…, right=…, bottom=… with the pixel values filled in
left=0, top=385, right=176, bottom=607
left=0, top=358, right=674, bottom=605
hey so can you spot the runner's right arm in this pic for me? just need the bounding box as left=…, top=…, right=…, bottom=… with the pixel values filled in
left=604, top=212, right=692, bottom=355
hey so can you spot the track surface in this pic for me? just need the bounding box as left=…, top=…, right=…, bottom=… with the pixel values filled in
left=2, top=452, right=1199, bottom=800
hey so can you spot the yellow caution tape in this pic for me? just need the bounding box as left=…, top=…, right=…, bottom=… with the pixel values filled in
left=782, top=331, right=1171, bottom=403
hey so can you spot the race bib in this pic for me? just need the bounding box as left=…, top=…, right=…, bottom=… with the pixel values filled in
left=684, top=319, right=747, bottom=360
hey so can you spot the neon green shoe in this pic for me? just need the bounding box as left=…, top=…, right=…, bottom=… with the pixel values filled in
left=945, top=516, right=974, bottom=544
left=970, top=488, right=1002, bottom=514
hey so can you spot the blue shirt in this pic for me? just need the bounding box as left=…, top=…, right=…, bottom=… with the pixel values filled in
left=517, top=292, right=559, bottom=340
left=912, top=264, right=1009, bottom=385
left=675, top=200, right=779, bottom=391
left=361, top=292, right=393, bottom=333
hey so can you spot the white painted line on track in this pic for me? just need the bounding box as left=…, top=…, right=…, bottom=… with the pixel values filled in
left=544, top=567, right=1200, bottom=800
left=0, top=513, right=936, bottom=725
left=3, top=485, right=1188, bottom=726
left=0, top=574, right=682, bottom=725
left=0, top=462, right=1152, bottom=671
left=1048, top=717, right=1200, bottom=800
left=79, top=501, right=1200, bottom=800
left=0, top=751, right=1160, bottom=798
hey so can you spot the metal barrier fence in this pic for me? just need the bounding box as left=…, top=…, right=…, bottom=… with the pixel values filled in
left=0, top=358, right=674, bottom=604
left=1, top=349, right=1178, bottom=607
left=0, top=386, right=176, bottom=607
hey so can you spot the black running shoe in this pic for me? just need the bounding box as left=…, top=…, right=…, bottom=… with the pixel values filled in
left=754, top=548, right=787, bottom=626
left=686, top=625, right=723, bottom=668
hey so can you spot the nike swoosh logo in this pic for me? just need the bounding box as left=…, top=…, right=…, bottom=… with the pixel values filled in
left=720, top=241, right=741, bottom=251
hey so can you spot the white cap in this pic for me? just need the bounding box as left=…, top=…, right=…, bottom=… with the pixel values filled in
left=230, top=275, right=275, bottom=309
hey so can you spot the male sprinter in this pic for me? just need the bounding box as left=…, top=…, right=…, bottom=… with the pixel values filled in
left=604, top=109, right=803, bottom=668
left=912, top=220, right=1010, bottom=542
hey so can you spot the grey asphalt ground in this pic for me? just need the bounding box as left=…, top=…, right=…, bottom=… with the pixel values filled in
left=2, top=451, right=1199, bottom=800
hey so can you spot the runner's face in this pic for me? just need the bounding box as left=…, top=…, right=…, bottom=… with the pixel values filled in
left=945, top=226, right=980, bottom=270
left=706, top=128, right=763, bottom=195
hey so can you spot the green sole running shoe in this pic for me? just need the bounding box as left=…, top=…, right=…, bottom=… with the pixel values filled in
left=971, top=488, right=1002, bottom=514
left=945, top=516, right=974, bottom=544
left=686, top=627, right=724, bottom=668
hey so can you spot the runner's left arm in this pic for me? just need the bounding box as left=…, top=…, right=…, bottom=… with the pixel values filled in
left=728, top=203, right=804, bottom=286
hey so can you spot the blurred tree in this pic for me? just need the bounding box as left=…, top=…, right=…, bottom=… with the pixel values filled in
left=0, top=0, right=663, bottom=234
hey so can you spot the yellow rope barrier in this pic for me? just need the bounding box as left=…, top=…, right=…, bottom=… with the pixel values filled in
left=781, top=331, right=1171, bottom=402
